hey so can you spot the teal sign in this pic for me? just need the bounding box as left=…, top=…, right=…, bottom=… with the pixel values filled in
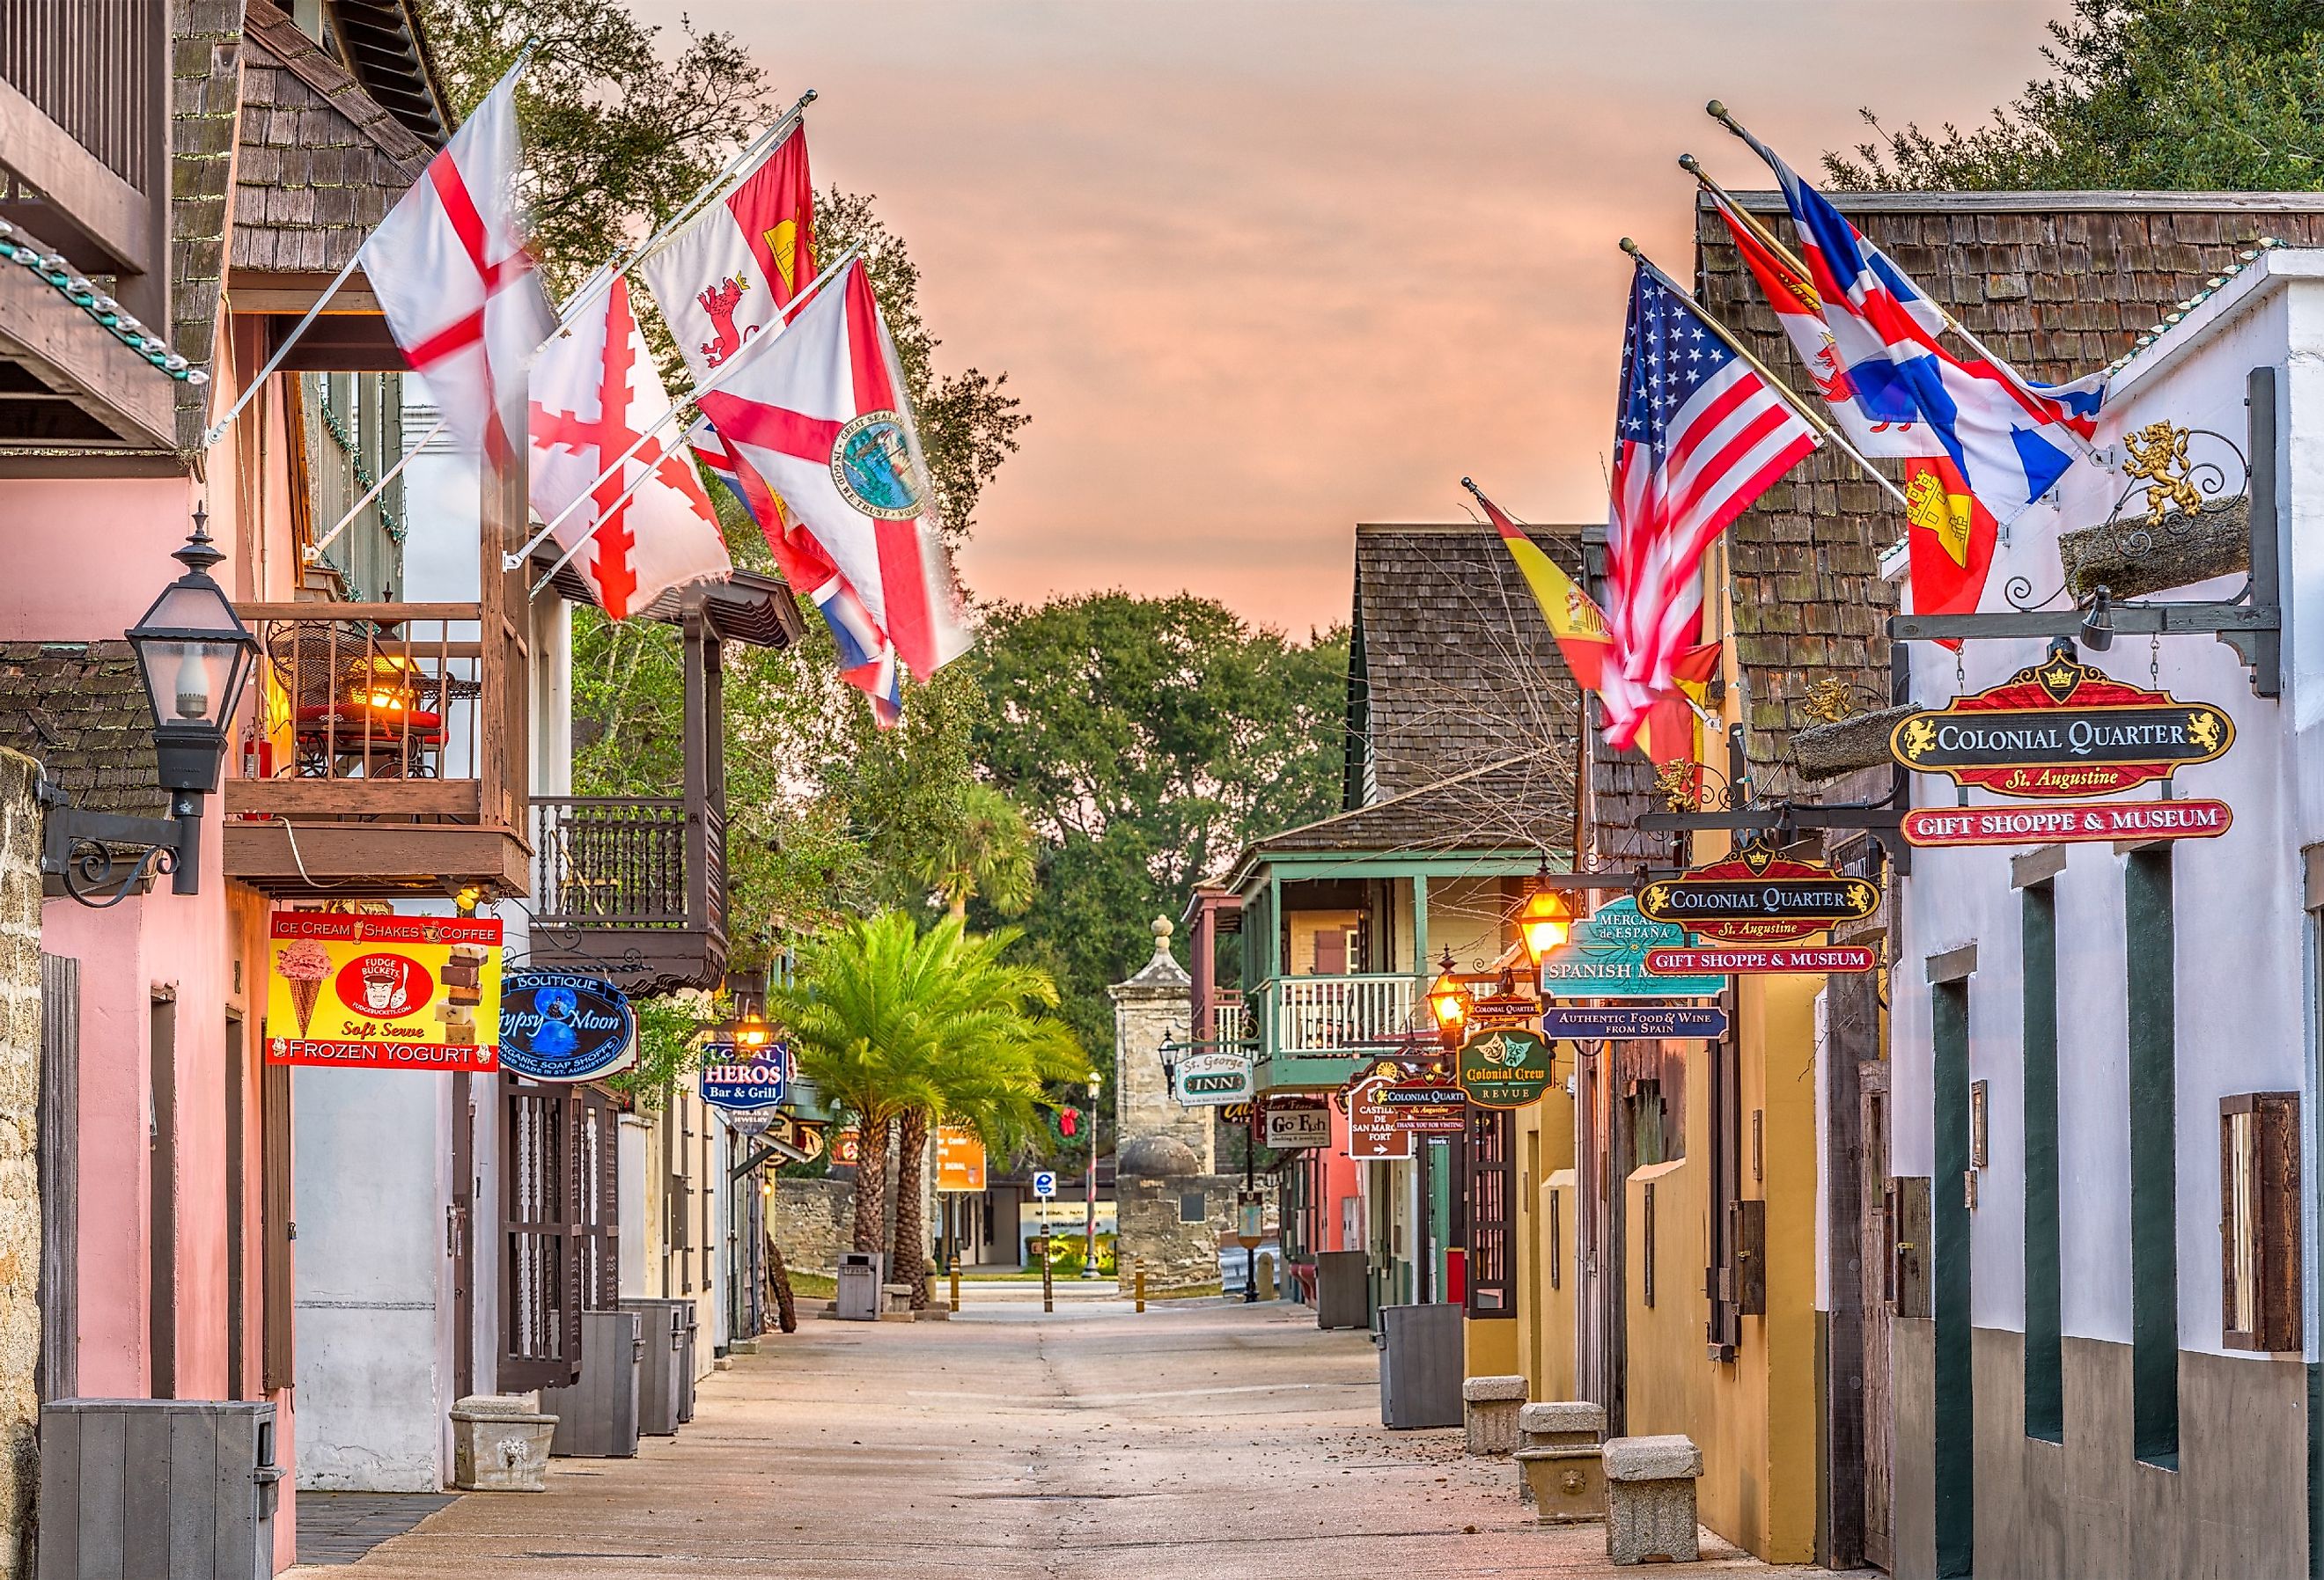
left=1536, top=897, right=1723, bottom=1001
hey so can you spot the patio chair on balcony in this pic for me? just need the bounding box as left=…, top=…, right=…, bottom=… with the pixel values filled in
left=266, top=626, right=452, bottom=779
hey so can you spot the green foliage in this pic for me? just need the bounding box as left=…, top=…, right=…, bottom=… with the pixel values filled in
left=604, top=988, right=728, bottom=1109
left=1826, top=0, right=2324, bottom=192
left=971, top=593, right=1350, bottom=1063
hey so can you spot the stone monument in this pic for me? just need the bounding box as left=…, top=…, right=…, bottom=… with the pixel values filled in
left=1108, top=918, right=1235, bottom=1290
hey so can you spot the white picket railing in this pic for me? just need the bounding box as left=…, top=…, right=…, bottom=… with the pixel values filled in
left=1261, top=974, right=1418, bottom=1054
left=1211, top=994, right=1251, bottom=1046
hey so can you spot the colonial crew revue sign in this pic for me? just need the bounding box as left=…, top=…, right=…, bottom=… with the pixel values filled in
left=1888, top=651, right=2232, bottom=798
left=1457, top=1026, right=1554, bottom=1108
left=267, top=913, right=504, bottom=1070
left=1636, top=837, right=1880, bottom=944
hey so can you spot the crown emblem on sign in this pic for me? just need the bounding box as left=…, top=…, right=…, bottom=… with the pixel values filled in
left=1739, top=838, right=1775, bottom=874
left=2037, top=657, right=2083, bottom=702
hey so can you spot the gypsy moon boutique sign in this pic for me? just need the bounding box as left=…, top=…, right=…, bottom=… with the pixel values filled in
left=1636, top=838, right=1881, bottom=945
left=1889, top=652, right=2232, bottom=798
left=1537, top=897, right=1725, bottom=1000
left=498, top=972, right=636, bottom=1083
left=1457, top=1026, right=1555, bottom=1109
left=1901, top=798, right=2232, bottom=849
left=266, top=912, right=504, bottom=1070
left=1647, top=946, right=1878, bottom=975
left=1173, top=1050, right=1254, bottom=1106
left=701, top=1040, right=791, bottom=1110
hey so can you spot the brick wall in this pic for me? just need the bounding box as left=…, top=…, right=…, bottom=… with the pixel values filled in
left=0, top=751, right=47, bottom=1576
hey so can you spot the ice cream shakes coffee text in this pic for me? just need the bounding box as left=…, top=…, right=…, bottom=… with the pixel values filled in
left=265, top=912, right=505, bottom=1070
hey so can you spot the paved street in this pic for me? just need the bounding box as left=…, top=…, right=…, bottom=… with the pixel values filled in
left=290, top=1296, right=1810, bottom=1578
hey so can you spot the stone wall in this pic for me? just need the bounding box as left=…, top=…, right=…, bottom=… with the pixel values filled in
left=768, top=1178, right=853, bottom=1278
left=0, top=752, right=43, bottom=1576
left=1116, top=1176, right=1238, bottom=1291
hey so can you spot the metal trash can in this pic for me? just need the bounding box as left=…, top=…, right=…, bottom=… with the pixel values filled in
left=1315, top=1250, right=1370, bottom=1330
left=837, top=1251, right=886, bottom=1321
left=39, top=1398, right=280, bottom=1579
left=674, top=1300, right=700, bottom=1422
left=1379, top=1303, right=1464, bottom=1429
left=618, top=1299, right=687, bottom=1436
left=541, top=1309, right=644, bottom=1457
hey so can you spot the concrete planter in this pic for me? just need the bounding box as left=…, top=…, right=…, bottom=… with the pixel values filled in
left=1601, top=1433, right=1703, bottom=1565
left=449, top=1394, right=555, bottom=1492
left=1514, top=1400, right=1605, bottom=1521
left=1460, top=1374, right=1527, bottom=1456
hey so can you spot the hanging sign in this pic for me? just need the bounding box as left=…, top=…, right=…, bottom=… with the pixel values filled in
left=1889, top=652, right=2232, bottom=798
left=830, top=1125, right=862, bottom=1167
left=1648, top=945, right=1878, bottom=975
left=726, top=1110, right=778, bottom=1137
left=701, top=1040, right=791, bottom=1110
left=266, top=913, right=504, bottom=1071
left=1346, top=1077, right=1416, bottom=1161
left=1901, top=797, right=2232, bottom=849
left=1262, top=1098, right=1332, bottom=1150
left=1374, top=1080, right=1469, bottom=1134
left=1537, top=897, right=1724, bottom=1000
left=1173, top=1049, right=1254, bottom=1106
left=1540, top=1005, right=1731, bottom=1041
left=936, top=1127, right=988, bottom=1192
left=497, top=971, right=637, bottom=1083
left=1636, top=837, right=1880, bottom=944
left=1456, top=1025, right=1555, bottom=1108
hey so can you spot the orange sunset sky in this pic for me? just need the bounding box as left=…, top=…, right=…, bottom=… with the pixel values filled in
left=691, top=1, right=2070, bottom=635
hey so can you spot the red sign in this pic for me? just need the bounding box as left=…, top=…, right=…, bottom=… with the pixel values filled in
left=1346, top=1077, right=1415, bottom=1161
left=1647, top=946, right=1878, bottom=975
left=1901, top=798, right=2232, bottom=849
left=1636, top=837, right=1880, bottom=944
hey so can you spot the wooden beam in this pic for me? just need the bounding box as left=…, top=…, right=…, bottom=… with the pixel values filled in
left=224, top=779, right=482, bottom=819
left=0, top=77, right=152, bottom=273
left=222, top=821, right=530, bottom=895
left=236, top=602, right=479, bottom=623
left=0, top=263, right=174, bottom=449
left=225, top=269, right=382, bottom=316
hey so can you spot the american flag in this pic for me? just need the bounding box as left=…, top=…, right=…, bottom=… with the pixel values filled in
left=1603, top=259, right=1819, bottom=749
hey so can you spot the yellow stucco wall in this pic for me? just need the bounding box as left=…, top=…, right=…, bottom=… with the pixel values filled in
left=1513, top=1084, right=1578, bottom=1400
left=1539, top=1169, right=1578, bottom=1400
left=1465, top=1314, right=1520, bottom=1378
left=1285, top=908, right=1364, bottom=974
left=1619, top=974, right=1820, bottom=1563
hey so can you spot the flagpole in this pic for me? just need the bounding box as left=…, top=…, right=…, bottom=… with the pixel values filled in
left=305, top=415, right=447, bottom=562
left=509, top=240, right=865, bottom=582
left=1678, top=153, right=1813, bottom=283
left=201, top=45, right=544, bottom=451
left=1704, top=99, right=2107, bottom=467
left=1619, top=239, right=1912, bottom=511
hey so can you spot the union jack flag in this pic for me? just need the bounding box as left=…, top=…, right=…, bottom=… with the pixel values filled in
left=1603, top=259, right=1818, bottom=751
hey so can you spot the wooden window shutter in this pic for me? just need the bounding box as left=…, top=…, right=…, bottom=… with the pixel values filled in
left=261, top=1054, right=295, bottom=1393
left=2221, top=1092, right=2300, bottom=1352
left=500, top=1087, right=583, bottom=1390
left=578, top=1088, right=619, bottom=1310
left=38, top=954, right=79, bottom=1403
left=1463, top=1106, right=1514, bottom=1317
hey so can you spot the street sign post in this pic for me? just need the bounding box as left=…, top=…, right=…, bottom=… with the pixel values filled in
left=1033, top=1170, right=1057, bottom=1200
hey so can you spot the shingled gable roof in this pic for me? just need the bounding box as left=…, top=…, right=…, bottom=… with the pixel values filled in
left=232, top=0, right=433, bottom=276
left=1585, top=187, right=2324, bottom=856
left=0, top=642, right=165, bottom=817
left=1232, top=749, right=1569, bottom=881
left=1349, top=520, right=1587, bottom=811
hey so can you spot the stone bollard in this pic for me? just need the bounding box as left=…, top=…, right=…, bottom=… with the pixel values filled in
left=1460, top=1374, right=1528, bottom=1456
left=1601, top=1433, right=1703, bottom=1565
left=1513, top=1400, right=1606, bottom=1522
left=449, top=1393, right=556, bottom=1492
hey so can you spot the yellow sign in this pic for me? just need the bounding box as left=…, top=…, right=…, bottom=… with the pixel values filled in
left=266, top=912, right=504, bottom=1071
left=936, top=1126, right=987, bottom=1193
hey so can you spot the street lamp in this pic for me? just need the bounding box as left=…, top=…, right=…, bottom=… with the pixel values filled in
left=1082, top=1069, right=1102, bottom=1279
left=1517, top=883, right=1576, bottom=966
left=732, top=1006, right=774, bottom=1054
left=1426, top=947, right=1472, bottom=1051
left=45, top=508, right=259, bottom=906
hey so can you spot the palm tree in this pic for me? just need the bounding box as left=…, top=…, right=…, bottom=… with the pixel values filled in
left=916, top=782, right=1037, bottom=922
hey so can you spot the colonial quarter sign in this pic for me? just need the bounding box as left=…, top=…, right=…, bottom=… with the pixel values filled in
left=1888, top=650, right=2232, bottom=799
left=1636, top=836, right=1880, bottom=945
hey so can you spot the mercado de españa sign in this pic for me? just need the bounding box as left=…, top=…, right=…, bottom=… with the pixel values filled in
left=1636, top=836, right=1880, bottom=945
left=1537, top=897, right=1724, bottom=1000
left=1889, top=651, right=2232, bottom=798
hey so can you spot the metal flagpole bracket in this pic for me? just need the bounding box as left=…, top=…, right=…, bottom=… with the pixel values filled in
left=1887, top=371, right=2283, bottom=701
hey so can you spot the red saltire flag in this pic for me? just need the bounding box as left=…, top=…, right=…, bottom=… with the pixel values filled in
left=1470, top=482, right=1713, bottom=770
left=361, top=67, right=554, bottom=460
left=640, top=122, right=908, bottom=723
left=693, top=258, right=970, bottom=680
left=527, top=276, right=731, bottom=620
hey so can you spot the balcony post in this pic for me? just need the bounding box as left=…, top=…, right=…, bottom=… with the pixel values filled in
left=681, top=596, right=712, bottom=931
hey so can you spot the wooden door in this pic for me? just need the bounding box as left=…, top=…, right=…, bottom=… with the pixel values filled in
left=1861, top=1062, right=1894, bottom=1571
left=452, top=1072, right=474, bottom=1400
left=502, top=1086, right=583, bottom=1390
left=38, top=954, right=79, bottom=1403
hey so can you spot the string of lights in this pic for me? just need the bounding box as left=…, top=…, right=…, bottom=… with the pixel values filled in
left=0, top=217, right=210, bottom=386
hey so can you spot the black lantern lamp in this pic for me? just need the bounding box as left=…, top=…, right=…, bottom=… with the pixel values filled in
left=43, top=507, right=258, bottom=906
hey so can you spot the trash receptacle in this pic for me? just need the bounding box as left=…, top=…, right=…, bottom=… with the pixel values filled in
left=1379, top=1303, right=1464, bottom=1429
left=1315, top=1250, right=1369, bottom=1330
left=39, top=1399, right=279, bottom=1579
left=617, top=1299, right=686, bottom=1436
left=541, top=1309, right=644, bottom=1457
left=837, top=1251, right=886, bottom=1321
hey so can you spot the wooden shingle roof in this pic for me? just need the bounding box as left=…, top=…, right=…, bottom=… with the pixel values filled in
left=0, top=642, right=165, bottom=817
left=1243, top=752, right=1568, bottom=866
left=232, top=0, right=432, bottom=276
left=1587, top=190, right=2324, bottom=855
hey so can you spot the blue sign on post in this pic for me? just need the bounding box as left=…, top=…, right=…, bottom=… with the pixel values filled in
left=1540, top=1005, right=1732, bottom=1041
left=700, top=1040, right=790, bottom=1111
left=498, top=971, right=636, bottom=1082
left=1032, top=1171, right=1057, bottom=1200
left=1536, top=898, right=1725, bottom=1000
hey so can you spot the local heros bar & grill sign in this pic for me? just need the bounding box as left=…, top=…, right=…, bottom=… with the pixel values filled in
left=267, top=913, right=503, bottom=1070
left=1889, top=651, right=2232, bottom=798
left=499, top=971, right=637, bottom=1082
left=701, top=1039, right=791, bottom=1110
left=1636, top=836, right=1880, bottom=945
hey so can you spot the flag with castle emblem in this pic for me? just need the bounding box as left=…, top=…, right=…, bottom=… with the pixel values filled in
left=694, top=258, right=970, bottom=680
left=639, top=122, right=816, bottom=384
left=528, top=276, right=731, bottom=619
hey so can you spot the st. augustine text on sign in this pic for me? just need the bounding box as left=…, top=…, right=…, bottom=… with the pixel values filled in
left=1636, top=836, right=1880, bottom=944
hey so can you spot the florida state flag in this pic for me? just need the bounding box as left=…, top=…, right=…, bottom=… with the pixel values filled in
left=528, top=276, right=731, bottom=619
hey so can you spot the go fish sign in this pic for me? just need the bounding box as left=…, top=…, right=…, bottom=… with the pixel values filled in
left=266, top=912, right=504, bottom=1070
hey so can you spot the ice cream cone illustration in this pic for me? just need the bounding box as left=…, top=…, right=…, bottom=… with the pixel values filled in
left=278, top=939, right=334, bottom=1038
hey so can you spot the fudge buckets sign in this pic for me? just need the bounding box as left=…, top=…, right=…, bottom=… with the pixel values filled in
left=498, top=971, right=637, bottom=1083
left=267, top=913, right=504, bottom=1070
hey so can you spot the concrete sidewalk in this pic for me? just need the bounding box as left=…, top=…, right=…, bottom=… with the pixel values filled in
left=287, top=1299, right=1811, bottom=1577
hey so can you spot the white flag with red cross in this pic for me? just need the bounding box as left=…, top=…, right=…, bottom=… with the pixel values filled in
left=360, top=68, right=555, bottom=459
left=528, top=276, right=731, bottom=619
left=694, top=258, right=969, bottom=679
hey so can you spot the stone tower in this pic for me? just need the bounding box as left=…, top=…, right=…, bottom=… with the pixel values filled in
left=1107, top=915, right=1211, bottom=1171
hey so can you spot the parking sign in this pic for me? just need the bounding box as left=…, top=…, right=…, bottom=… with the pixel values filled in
left=1033, top=1171, right=1057, bottom=1200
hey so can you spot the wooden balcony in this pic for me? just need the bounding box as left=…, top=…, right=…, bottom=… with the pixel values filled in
left=222, top=601, right=531, bottom=898
left=525, top=796, right=728, bottom=996
left=1252, top=972, right=1423, bottom=1091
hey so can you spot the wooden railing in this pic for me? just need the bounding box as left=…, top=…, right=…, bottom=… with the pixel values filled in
left=1212, top=993, right=1251, bottom=1047
left=2, top=0, right=160, bottom=191
left=531, top=797, right=725, bottom=938
left=1257, top=974, right=1418, bottom=1055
